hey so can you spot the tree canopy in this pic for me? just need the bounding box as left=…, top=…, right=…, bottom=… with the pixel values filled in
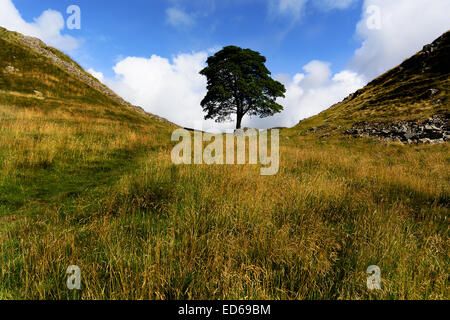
left=200, top=46, right=286, bottom=129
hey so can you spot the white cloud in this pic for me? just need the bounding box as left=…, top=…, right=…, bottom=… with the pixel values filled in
left=166, top=7, right=195, bottom=28
left=269, top=0, right=358, bottom=20
left=271, top=0, right=308, bottom=20
left=105, top=51, right=236, bottom=131
left=87, top=68, right=104, bottom=82
left=351, top=0, right=450, bottom=80
left=0, top=0, right=80, bottom=51
left=244, top=61, right=365, bottom=128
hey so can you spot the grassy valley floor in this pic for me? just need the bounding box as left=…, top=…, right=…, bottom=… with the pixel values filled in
left=0, top=103, right=448, bottom=300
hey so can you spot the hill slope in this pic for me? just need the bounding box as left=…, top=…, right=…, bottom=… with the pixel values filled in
left=0, top=27, right=176, bottom=213
left=0, top=27, right=174, bottom=125
left=291, top=31, right=450, bottom=136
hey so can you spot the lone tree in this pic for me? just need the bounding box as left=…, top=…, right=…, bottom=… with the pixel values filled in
left=200, top=46, right=286, bottom=129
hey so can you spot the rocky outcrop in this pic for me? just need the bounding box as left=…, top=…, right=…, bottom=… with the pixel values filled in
left=344, top=114, right=449, bottom=144
left=420, top=34, right=449, bottom=74
left=18, top=35, right=175, bottom=126
left=343, top=88, right=364, bottom=102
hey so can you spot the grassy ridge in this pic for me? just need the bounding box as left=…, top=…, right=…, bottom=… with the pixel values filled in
left=0, top=27, right=150, bottom=125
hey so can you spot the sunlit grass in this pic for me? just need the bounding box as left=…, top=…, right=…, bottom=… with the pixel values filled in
left=0, top=102, right=448, bottom=300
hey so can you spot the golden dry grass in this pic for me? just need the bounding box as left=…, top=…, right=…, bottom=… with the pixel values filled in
left=0, top=103, right=448, bottom=300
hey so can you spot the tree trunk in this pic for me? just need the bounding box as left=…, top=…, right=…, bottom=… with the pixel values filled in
left=236, top=98, right=243, bottom=129
left=236, top=113, right=243, bottom=129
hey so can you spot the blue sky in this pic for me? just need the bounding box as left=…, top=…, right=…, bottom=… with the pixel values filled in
left=1, top=0, right=449, bottom=130
left=12, top=0, right=363, bottom=78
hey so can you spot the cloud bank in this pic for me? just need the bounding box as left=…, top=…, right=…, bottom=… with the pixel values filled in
left=351, top=0, right=450, bottom=80
left=0, top=0, right=80, bottom=51
left=245, top=61, right=365, bottom=128
left=105, top=52, right=229, bottom=131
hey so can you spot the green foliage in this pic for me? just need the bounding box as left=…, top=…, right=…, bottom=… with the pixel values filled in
left=200, top=46, right=286, bottom=129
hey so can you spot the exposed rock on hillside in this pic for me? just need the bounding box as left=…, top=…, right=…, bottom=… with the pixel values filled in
left=345, top=114, right=449, bottom=144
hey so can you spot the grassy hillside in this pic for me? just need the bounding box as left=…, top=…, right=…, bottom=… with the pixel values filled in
left=290, top=31, right=450, bottom=135
left=0, top=28, right=448, bottom=300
